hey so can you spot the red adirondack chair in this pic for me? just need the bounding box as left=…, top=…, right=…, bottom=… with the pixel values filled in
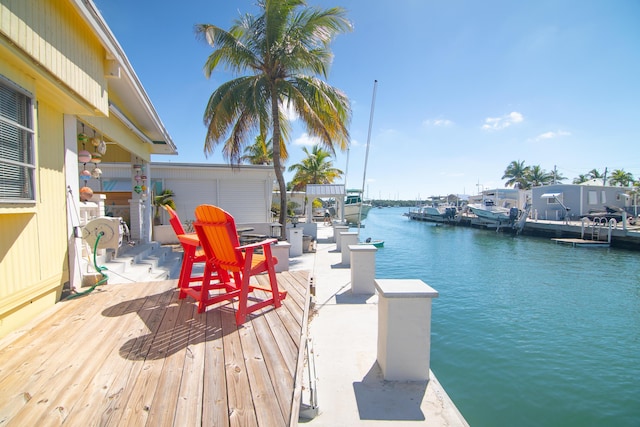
left=192, top=204, right=286, bottom=325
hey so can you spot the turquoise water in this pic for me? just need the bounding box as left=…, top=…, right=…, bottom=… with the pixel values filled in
left=361, top=207, right=640, bottom=427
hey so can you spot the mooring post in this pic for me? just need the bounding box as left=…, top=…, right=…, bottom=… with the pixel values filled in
left=375, top=279, right=439, bottom=381
left=349, top=244, right=377, bottom=295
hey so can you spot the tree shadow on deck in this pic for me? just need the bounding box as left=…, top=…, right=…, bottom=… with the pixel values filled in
left=102, top=288, right=270, bottom=361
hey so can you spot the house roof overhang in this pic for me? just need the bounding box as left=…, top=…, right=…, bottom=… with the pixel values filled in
left=69, top=0, right=178, bottom=155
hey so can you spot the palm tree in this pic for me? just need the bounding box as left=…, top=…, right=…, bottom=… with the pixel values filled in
left=573, top=174, right=589, bottom=184
left=153, top=189, right=176, bottom=225
left=241, top=134, right=274, bottom=165
left=609, top=169, right=634, bottom=187
left=288, top=144, right=343, bottom=191
left=502, top=160, right=530, bottom=189
left=588, top=169, right=603, bottom=179
left=195, top=0, right=352, bottom=227
left=526, top=165, right=554, bottom=187
left=550, top=168, right=566, bottom=184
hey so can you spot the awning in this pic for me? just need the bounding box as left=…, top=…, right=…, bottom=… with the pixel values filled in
left=540, top=192, right=562, bottom=199
left=306, top=184, right=345, bottom=197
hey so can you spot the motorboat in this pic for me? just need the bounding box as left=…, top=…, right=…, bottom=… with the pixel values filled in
left=467, top=199, right=513, bottom=222
left=344, top=190, right=371, bottom=224
left=360, top=237, right=384, bottom=248
left=407, top=202, right=457, bottom=222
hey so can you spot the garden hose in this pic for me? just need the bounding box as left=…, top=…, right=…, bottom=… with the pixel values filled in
left=65, top=231, right=109, bottom=300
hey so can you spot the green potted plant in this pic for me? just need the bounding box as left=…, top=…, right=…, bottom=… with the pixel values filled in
left=153, top=189, right=176, bottom=225
left=152, top=189, right=178, bottom=244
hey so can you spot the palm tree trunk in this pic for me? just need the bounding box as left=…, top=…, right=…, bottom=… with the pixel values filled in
left=271, top=92, right=288, bottom=232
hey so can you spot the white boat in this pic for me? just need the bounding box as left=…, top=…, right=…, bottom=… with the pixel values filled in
left=467, top=199, right=514, bottom=224
left=407, top=202, right=457, bottom=222
left=421, top=203, right=457, bottom=222
left=344, top=191, right=372, bottom=224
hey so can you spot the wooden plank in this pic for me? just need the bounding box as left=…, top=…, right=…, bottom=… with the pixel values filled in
left=0, top=285, right=129, bottom=382
left=146, top=298, right=202, bottom=426
left=251, top=313, right=295, bottom=422
left=221, top=306, right=258, bottom=427
left=288, top=272, right=312, bottom=427
left=115, top=288, right=184, bottom=426
left=0, top=283, right=152, bottom=423
left=4, top=284, right=152, bottom=426
left=239, top=320, right=287, bottom=427
left=62, top=284, right=177, bottom=426
left=201, top=306, right=229, bottom=427
left=173, top=305, right=207, bottom=426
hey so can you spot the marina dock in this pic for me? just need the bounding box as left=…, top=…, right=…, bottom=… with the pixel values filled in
left=407, top=209, right=640, bottom=250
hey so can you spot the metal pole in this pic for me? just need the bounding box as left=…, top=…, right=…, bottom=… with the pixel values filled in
left=358, top=80, right=378, bottom=232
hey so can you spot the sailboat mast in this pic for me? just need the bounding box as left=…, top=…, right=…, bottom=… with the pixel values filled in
left=358, top=80, right=378, bottom=229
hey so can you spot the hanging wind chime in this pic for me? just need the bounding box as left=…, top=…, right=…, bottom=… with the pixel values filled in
left=78, top=124, right=93, bottom=201
left=78, top=124, right=108, bottom=201
left=133, top=160, right=147, bottom=199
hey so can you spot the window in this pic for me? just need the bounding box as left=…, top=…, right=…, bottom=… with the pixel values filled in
left=0, top=78, right=35, bottom=202
left=588, top=191, right=598, bottom=205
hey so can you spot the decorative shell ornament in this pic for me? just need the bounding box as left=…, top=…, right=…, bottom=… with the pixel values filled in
left=77, top=133, right=88, bottom=143
left=133, top=185, right=142, bottom=194
left=80, top=169, right=92, bottom=179
left=91, top=153, right=102, bottom=163
left=91, top=167, right=102, bottom=179
left=90, top=137, right=100, bottom=147
left=78, top=150, right=92, bottom=163
left=97, top=139, right=107, bottom=155
left=79, top=186, right=94, bottom=201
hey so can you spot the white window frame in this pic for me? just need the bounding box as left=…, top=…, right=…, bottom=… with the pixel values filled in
left=0, top=76, right=36, bottom=203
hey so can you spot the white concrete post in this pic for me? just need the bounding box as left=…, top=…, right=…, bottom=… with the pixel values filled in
left=340, top=232, right=359, bottom=265
left=286, top=227, right=303, bottom=257
left=349, top=245, right=377, bottom=294
left=375, top=279, right=439, bottom=381
left=128, top=198, right=143, bottom=241
left=271, top=241, right=291, bottom=273
left=333, top=225, right=349, bottom=246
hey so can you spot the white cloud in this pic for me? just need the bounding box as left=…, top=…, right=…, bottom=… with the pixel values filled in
left=482, top=111, right=524, bottom=131
left=534, top=130, right=571, bottom=141
left=424, top=118, right=454, bottom=127
left=293, top=133, right=321, bottom=146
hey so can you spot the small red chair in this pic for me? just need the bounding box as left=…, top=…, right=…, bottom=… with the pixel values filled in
left=192, top=204, right=287, bottom=325
left=163, top=205, right=209, bottom=292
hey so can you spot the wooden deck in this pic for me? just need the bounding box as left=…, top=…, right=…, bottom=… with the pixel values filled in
left=551, top=237, right=610, bottom=247
left=0, top=270, right=311, bottom=426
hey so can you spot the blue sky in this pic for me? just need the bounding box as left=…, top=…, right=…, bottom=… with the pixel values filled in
left=94, top=0, right=640, bottom=200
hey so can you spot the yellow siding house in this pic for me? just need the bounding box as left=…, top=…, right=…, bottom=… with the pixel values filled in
left=0, top=0, right=176, bottom=338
